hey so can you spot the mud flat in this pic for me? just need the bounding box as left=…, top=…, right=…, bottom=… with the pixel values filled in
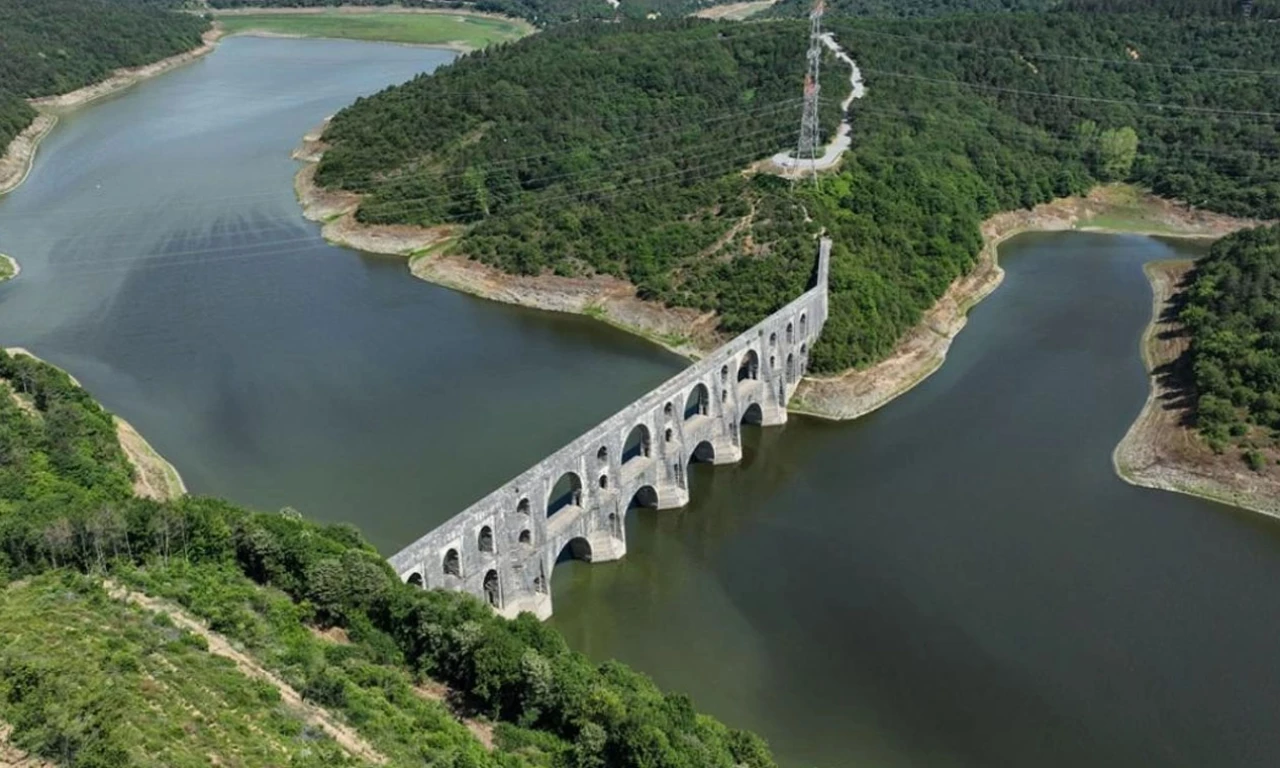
left=3, top=348, right=186, bottom=502
left=692, top=0, right=778, bottom=20
left=793, top=185, right=1268, bottom=421
left=1113, top=260, right=1280, bottom=518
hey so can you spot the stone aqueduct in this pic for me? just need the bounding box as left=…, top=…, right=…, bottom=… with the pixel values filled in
left=389, top=238, right=831, bottom=619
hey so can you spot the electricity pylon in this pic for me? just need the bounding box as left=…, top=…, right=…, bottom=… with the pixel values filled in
left=794, top=0, right=825, bottom=188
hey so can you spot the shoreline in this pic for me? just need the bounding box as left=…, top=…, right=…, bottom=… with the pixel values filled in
left=296, top=136, right=1266, bottom=423
left=293, top=126, right=720, bottom=358
left=792, top=186, right=1267, bottom=421
left=0, top=26, right=225, bottom=200
left=3, top=348, right=187, bottom=502
left=29, top=26, right=225, bottom=112
left=1112, top=261, right=1280, bottom=520
left=0, top=114, right=58, bottom=198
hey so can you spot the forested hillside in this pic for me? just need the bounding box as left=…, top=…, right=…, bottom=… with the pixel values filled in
left=1059, top=0, right=1279, bottom=17
left=1180, top=226, right=1280, bottom=459
left=0, top=0, right=207, bottom=151
left=316, top=19, right=836, bottom=321
left=313, top=12, right=1279, bottom=370
left=768, top=0, right=1058, bottom=19
left=0, top=349, right=777, bottom=768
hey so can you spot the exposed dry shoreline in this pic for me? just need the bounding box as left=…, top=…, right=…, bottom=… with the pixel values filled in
left=794, top=187, right=1268, bottom=420
left=294, top=125, right=721, bottom=357
left=4, top=348, right=186, bottom=502
left=0, top=115, right=57, bottom=198
left=1113, top=261, right=1280, bottom=518
left=0, top=26, right=225, bottom=199
left=296, top=138, right=1267, bottom=423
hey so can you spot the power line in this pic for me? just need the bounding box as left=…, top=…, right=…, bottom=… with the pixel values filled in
left=860, top=67, right=1280, bottom=118
left=7, top=121, right=800, bottom=254
left=3, top=97, right=806, bottom=226
left=10, top=132, right=800, bottom=273
left=836, top=26, right=1280, bottom=78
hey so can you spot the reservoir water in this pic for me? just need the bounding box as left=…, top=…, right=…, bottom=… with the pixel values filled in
left=2, top=36, right=1279, bottom=768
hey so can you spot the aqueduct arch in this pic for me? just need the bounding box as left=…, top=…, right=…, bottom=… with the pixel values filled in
left=623, top=423, right=652, bottom=463
left=547, top=472, right=584, bottom=518
left=684, top=383, right=710, bottom=420
left=389, top=238, right=831, bottom=621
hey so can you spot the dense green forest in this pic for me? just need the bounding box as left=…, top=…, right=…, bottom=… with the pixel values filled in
left=0, top=349, right=776, bottom=768
left=769, top=0, right=1277, bottom=19
left=1180, top=225, right=1280, bottom=463
left=0, top=0, right=207, bottom=152
left=314, top=11, right=1280, bottom=370
left=768, top=0, right=1058, bottom=19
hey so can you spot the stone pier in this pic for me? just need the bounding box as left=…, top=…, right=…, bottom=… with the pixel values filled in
left=389, top=238, right=831, bottom=619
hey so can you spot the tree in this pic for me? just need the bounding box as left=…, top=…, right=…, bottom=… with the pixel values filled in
left=1099, top=127, right=1140, bottom=181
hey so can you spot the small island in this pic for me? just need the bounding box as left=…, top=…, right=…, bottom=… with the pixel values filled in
left=0, top=253, right=16, bottom=282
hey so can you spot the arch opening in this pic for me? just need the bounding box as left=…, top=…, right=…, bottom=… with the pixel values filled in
left=556, top=536, right=593, bottom=564
left=720, top=364, right=729, bottom=384
left=684, top=383, right=710, bottom=420
left=516, top=498, right=531, bottom=516
left=737, top=350, right=760, bottom=382
left=598, top=474, right=609, bottom=490
left=483, top=570, right=500, bottom=608
left=596, top=445, right=608, bottom=464
left=786, top=353, right=796, bottom=383
left=518, top=528, right=532, bottom=546
left=689, top=440, right=716, bottom=464
left=443, top=548, right=461, bottom=578
left=786, top=321, right=794, bottom=344
left=407, top=572, right=424, bottom=589
left=478, top=525, right=494, bottom=554
left=547, top=472, right=583, bottom=518
left=629, top=485, right=659, bottom=509
left=663, top=402, right=674, bottom=418
left=741, top=402, right=764, bottom=425
left=800, top=313, right=808, bottom=339
left=622, top=423, right=652, bottom=464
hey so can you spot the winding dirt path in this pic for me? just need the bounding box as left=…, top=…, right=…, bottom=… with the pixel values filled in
left=768, top=32, right=865, bottom=175
left=105, top=581, right=388, bottom=765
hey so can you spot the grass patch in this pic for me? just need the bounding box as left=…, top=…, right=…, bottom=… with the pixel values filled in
left=1080, top=210, right=1182, bottom=235
left=0, top=254, right=15, bottom=282
left=216, top=11, right=533, bottom=49
left=115, top=561, right=548, bottom=767
left=0, top=572, right=360, bottom=767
